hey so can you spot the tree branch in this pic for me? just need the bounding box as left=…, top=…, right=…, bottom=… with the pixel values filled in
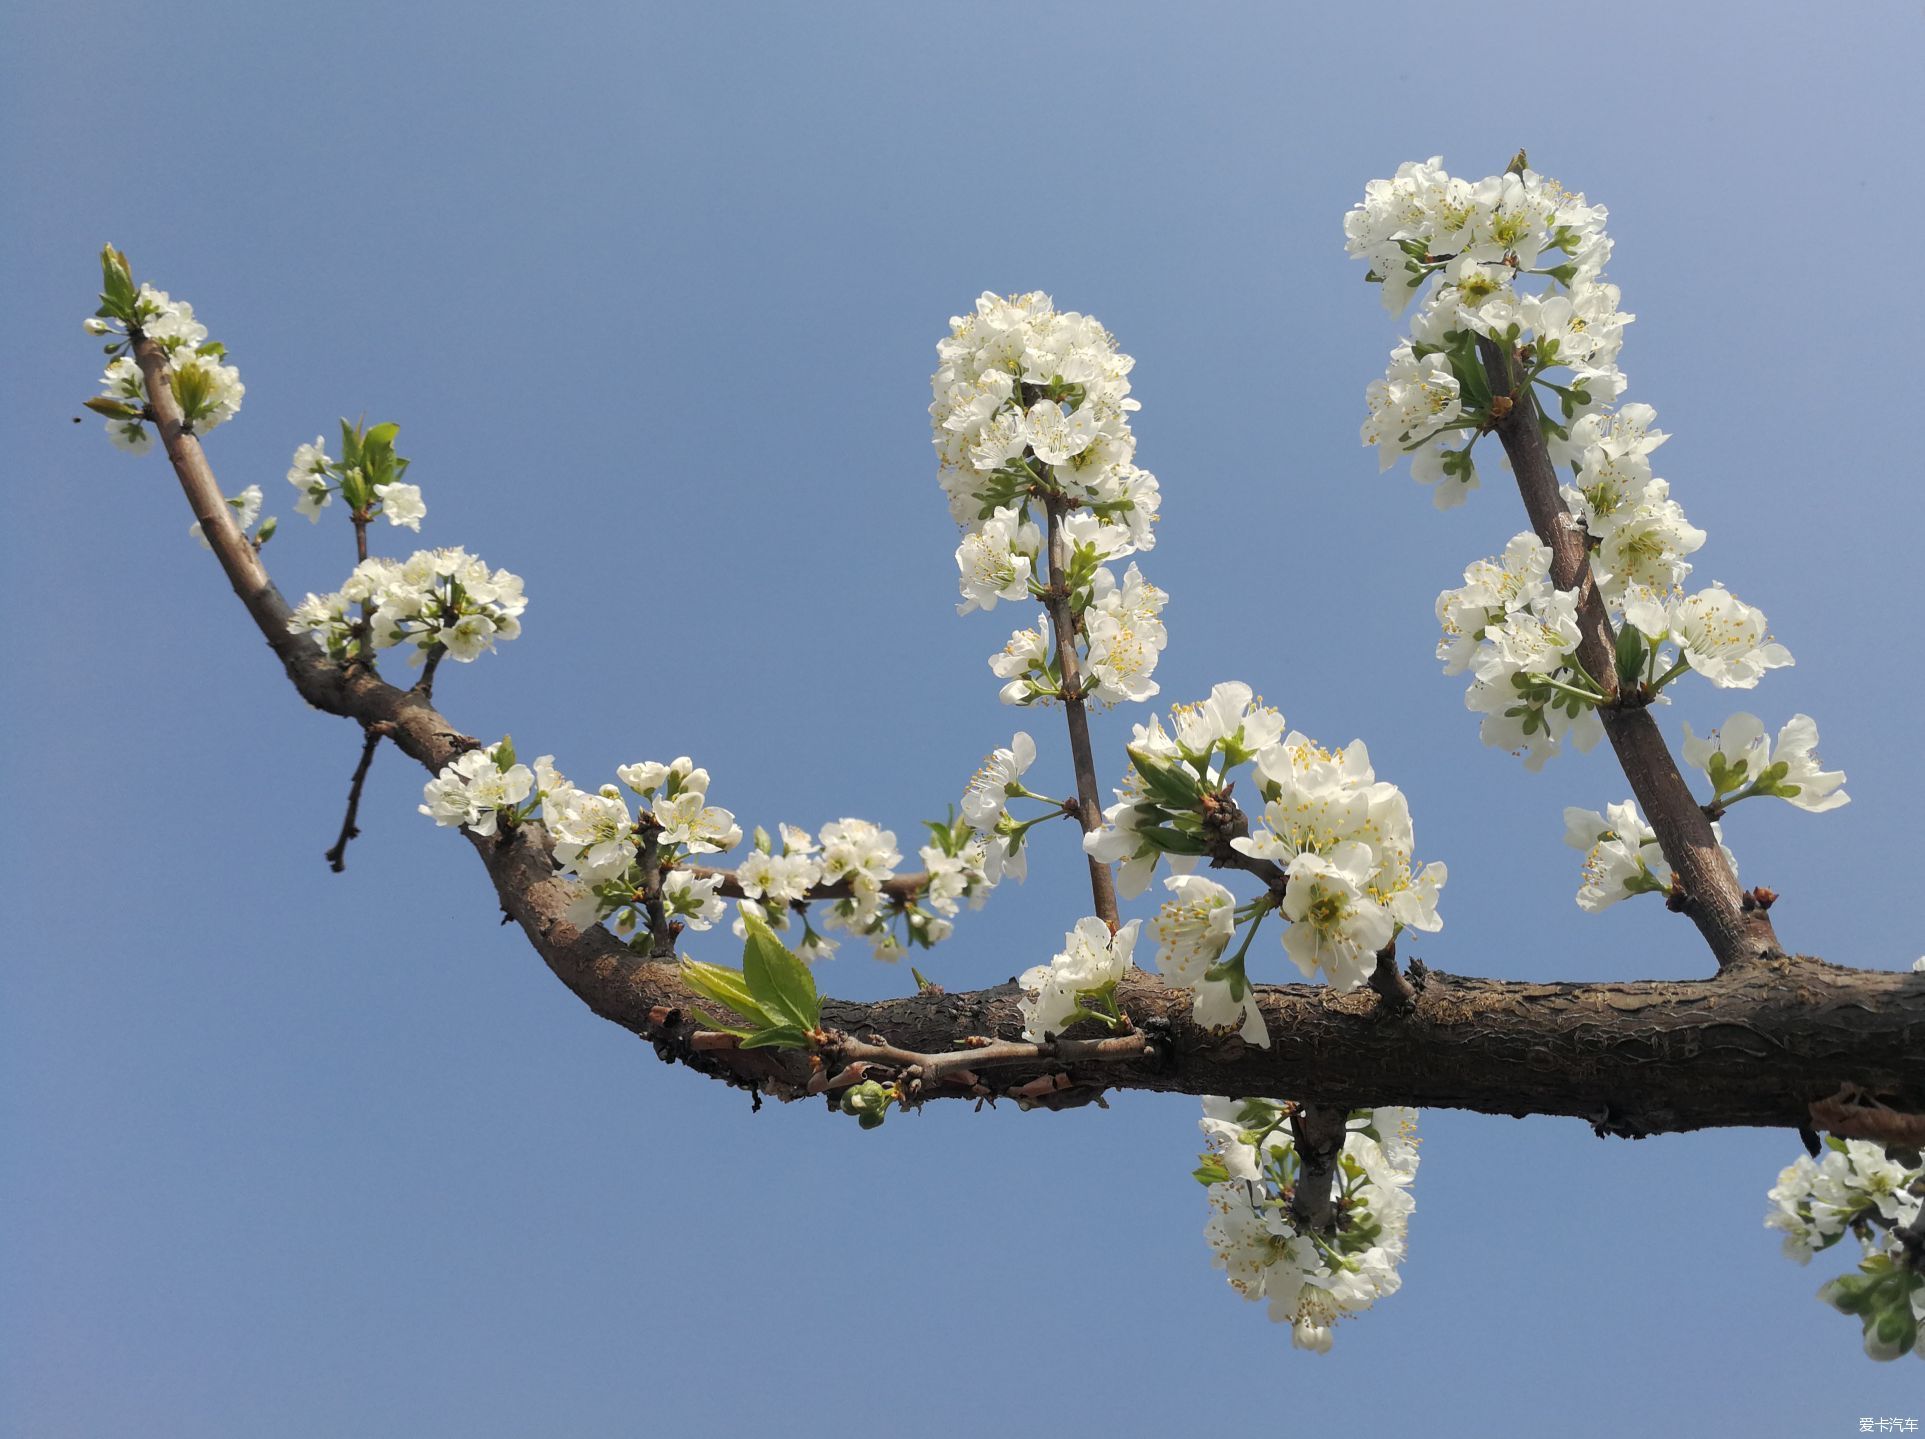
left=138, top=337, right=1925, bottom=1138
left=1287, top=1104, right=1350, bottom=1233
left=1042, top=493, right=1120, bottom=927
left=324, top=723, right=389, bottom=872
left=1475, top=336, right=1779, bottom=971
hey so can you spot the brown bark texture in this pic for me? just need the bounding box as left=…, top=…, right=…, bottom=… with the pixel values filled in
left=1474, top=336, right=1781, bottom=971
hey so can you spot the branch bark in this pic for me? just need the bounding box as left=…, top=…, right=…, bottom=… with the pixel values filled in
left=1475, top=337, right=1780, bottom=971
left=1042, top=493, right=1120, bottom=928
left=137, top=336, right=1925, bottom=1138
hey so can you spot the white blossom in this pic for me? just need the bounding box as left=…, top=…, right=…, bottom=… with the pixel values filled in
left=1278, top=844, right=1396, bottom=991
left=1662, top=586, right=1795, bottom=689
left=961, top=731, right=1038, bottom=830
left=376, top=481, right=426, bottom=530
left=652, top=789, right=741, bottom=856
left=955, top=506, right=1040, bottom=615
left=662, top=870, right=725, bottom=931
left=288, top=436, right=335, bottom=520
left=1017, top=917, right=1140, bottom=1041
left=419, top=742, right=533, bottom=838
left=1682, top=713, right=1849, bottom=813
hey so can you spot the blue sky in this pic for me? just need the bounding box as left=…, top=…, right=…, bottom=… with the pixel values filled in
left=6, top=3, right=1923, bottom=1433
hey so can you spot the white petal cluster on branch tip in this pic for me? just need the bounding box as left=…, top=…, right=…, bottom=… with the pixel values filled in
left=931, top=292, right=1167, bottom=708
left=1198, top=1100, right=1420, bottom=1349
left=287, top=547, right=527, bottom=665
left=90, top=285, right=244, bottom=451
left=1354, top=159, right=1808, bottom=771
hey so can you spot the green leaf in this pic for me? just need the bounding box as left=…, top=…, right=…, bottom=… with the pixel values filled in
left=738, top=1025, right=815, bottom=1051
left=254, top=516, right=278, bottom=546
left=679, top=958, right=779, bottom=1028
left=83, top=396, right=142, bottom=420
left=365, top=421, right=400, bottom=449
left=686, top=1007, right=752, bottom=1039
left=98, top=244, right=137, bottom=319
left=1614, top=625, right=1646, bottom=688
left=741, top=913, right=820, bottom=1031
left=170, top=365, right=211, bottom=422
left=494, top=735, right=517, bottom=771
left=1128, top=747, right=1202, bottom=806
left=1143, top=825, right=1208, bottom=856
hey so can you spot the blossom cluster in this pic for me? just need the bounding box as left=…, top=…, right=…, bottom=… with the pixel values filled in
left=286, top=426, right=426, bottom=530
left=418, top=738, right=969, bottom=963
left=1197, top=1099, right=1420, bottom=1352
left=1681, top=712, right=1849, bottom=814
left=931, top=293, right=1168, bottom=708
left=1082, top=683, right=1445, bottom=1022
left=1016, top=916, right=1141, bottom=1040
left=88, top=252, right=245, bottom=451
left=1766, top=1139, right=1924, bottom=1362
left=536, top=754, right=738, bottom=935
left=736, top=817, right=910, bottom=960
left=1434, top=533, right=1599, bottom=768
left=1347, top=156, right=1616, bottom=505
left=959, top=729, right=1077, bottom=897
left=1349, top=160, right=1804, bottom=766
left=1559, top=799, right=1738, bottom=911
left=288, top=547, right=527, bottom=664
left=419, top=739, right=535, bottom=838
left=734, top=809, right=996, bottom=962
left=1348, top=160, right=1850, bottom=930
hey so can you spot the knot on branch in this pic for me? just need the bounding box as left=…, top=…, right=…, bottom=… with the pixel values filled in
left=1367, top=946, right=1417, bottom=1014
left=1809, top=1085, right=1925, bottom=1147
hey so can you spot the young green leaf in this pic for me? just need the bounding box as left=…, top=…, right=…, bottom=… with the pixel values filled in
left=741, top=913, right=820, bottom=1031
left=679, top=958, right=779, bottom=1029
left=1614, top=625, right=1646, bottom=689
left=1142, top=825, right=1209, bottom=856
left=738, top=1025, right=816, bottom=1051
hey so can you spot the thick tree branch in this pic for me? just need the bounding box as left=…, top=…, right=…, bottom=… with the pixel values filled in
left=139, top=337, right=1925, bottom=1137
left=1475, top=336, right=1779, bottom=971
